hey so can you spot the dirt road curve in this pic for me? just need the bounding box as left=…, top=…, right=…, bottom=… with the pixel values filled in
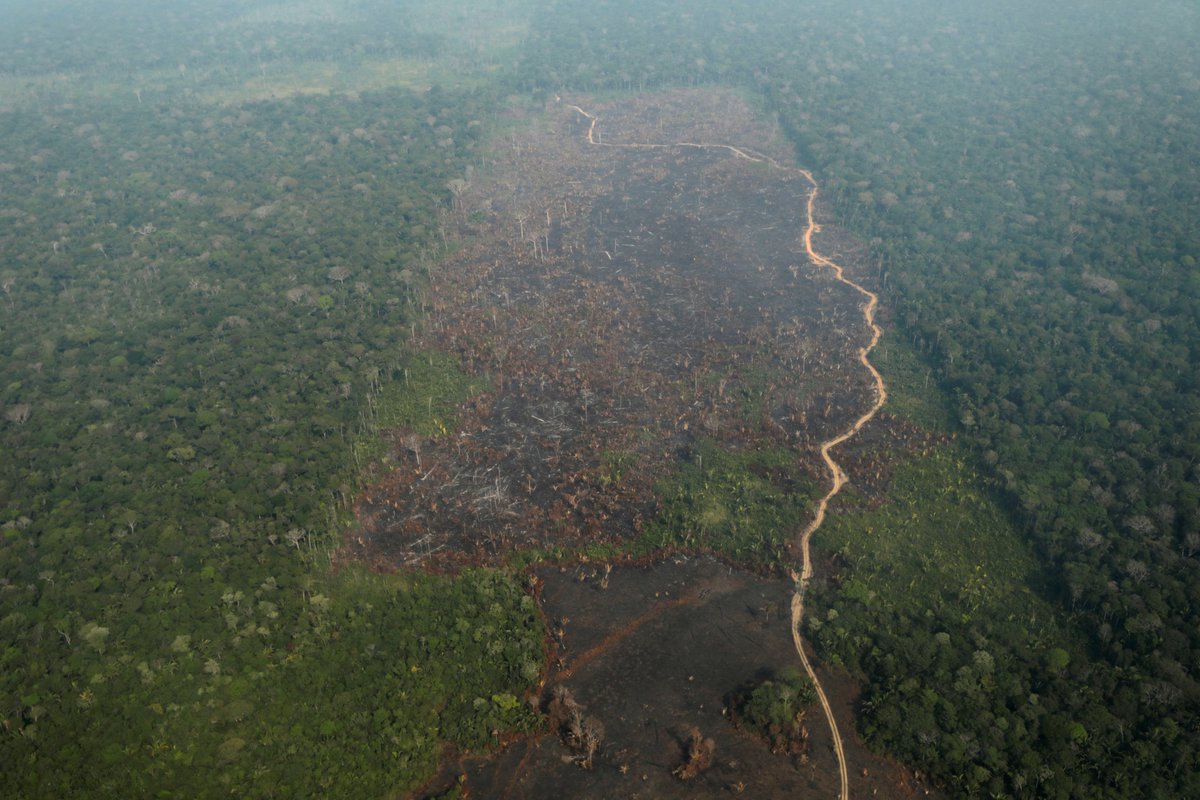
left=567, top=100, right=887, bottom=800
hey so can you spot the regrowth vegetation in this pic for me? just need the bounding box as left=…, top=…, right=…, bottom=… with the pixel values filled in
left=730, top=668, right=819, bottom=756
left=643, top=440, right=816, bottom=566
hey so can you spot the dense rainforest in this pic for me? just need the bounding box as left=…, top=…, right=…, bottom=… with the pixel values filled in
left=516, top=0, right=1199, bottom=797
left=2, top=0, right=1197, bottom=798
left=0, top=1, right=543, bottom=796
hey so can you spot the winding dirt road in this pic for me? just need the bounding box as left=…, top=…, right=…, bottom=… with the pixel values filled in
left=566, top=101, right=887, bottom=800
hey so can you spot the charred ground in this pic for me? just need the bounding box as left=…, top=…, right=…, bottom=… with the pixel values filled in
left=347, top=91, right=884, bottom=570
left=463, top=558, right=934, bottom=799
left=345, top=90, right=939, bottom=799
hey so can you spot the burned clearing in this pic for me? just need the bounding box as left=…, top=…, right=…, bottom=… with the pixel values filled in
left=456, top=559, right=937, bottom=799
left=348, top=91, right=882, bottom=570
left=350, top=91, right=938, bottom=798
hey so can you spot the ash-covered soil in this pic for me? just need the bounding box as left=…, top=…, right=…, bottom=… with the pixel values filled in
left=453, top=558, right=938, bottom=799
left=348, top=91, right=880, bottom=570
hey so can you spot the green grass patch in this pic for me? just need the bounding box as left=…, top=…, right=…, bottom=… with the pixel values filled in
left=813, top=446, right=1050, bottom=624
left=597, top=449, right=637, bottom=489
left=377, top=351, right=489, bottom=436
left=637, top=439, right=816, bottom=567
left=698, top=363, right=789, bottom=423
left=0, top=55, right=490, bottom=112
left=812, top=326, right=1051, bottom=623
left=870, top=333, right=955, bottom=431
left=1, top=0, right=534, bottom=111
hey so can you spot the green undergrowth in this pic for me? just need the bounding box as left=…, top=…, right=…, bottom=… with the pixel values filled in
left=700, top=363, right=789, bottom=424
left=869, top=332, right=956, bottom=431
left=353, top=350, right=486, bottom=467
left=636, top=438, right=817, bottom=567
left=732, top=667, right=819, bottom=754
left=377, top=352, right=489, bottom=436
left=509, top=541, right=621, bottom=571
left=813, top=447, right=1052, bottom=625
left=804, top=350, right=1085, bottom=797
left=810, top=331, right=1064, bottom=655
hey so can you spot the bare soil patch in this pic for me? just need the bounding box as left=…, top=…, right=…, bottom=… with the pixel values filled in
left=450, top=558, right=939, bottom=799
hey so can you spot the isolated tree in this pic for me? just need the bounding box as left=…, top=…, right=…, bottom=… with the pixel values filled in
left=547, top=685, right=584, bottom=745
left=547, top=686, right=605, bottom=768
left=400, top=432, right=423, bottom=467
left=579, top=717, right=604, bottom=769
left=447, top=178, right=470, bottom=211
left=284, top=527, right=307, bottom=549
left=673, top=726, right=715, bottom=780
